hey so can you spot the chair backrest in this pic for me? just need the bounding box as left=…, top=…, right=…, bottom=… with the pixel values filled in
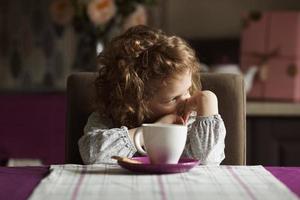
left=66, top=72, right=246, bottom=165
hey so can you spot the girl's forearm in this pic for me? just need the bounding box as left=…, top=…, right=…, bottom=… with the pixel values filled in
left=197, top=90, right=219, bottom=117
left=185, top=90, right=219, bottom=117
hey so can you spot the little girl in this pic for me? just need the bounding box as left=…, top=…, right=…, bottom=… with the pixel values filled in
left=78, top=25, right=226, bottom=165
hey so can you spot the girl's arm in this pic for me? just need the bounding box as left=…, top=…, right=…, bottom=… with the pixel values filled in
left=183, top=90, right=219, bottom=119
left=182, top=90, right=226, bottom=165
left=78, top=112, right=137, bottom=164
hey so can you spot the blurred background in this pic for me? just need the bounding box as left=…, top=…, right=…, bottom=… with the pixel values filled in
left=1, top=0, right=300, bottom=166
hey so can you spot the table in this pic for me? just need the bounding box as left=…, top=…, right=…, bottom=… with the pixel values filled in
left=0, top=166, right=299, bottom=200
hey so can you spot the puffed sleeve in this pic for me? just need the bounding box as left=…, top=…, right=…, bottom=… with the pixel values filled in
left=78, top=112, right=137, bottom=164
left=182, top=114, right=226, bottom=165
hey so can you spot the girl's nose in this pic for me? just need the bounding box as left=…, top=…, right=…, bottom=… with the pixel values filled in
left=179, top=92, right=191, bottom=100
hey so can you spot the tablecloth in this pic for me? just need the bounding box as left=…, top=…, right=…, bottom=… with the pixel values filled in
left=28, top=164, right=299, bottom=200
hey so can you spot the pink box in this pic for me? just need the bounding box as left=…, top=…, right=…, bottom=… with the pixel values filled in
left=240, top=11, right=300, bottom=101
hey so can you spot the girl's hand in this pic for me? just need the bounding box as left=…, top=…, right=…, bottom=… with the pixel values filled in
left=183, top=90, right=219, bottom=118
left=155, top=114, right=185, bottom=125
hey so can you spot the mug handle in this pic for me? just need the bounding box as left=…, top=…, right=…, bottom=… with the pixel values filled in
left=133, top=127, right=147, bottom=155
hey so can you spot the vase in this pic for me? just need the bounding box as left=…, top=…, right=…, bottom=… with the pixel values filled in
left=96, top=39, right=104, bottom=55
left=72, top=30, right=97, bottom=71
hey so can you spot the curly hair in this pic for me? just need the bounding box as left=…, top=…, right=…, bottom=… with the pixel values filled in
left=95, top=25, right=201, bottom=129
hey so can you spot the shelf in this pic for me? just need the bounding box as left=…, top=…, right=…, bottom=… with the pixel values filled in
left=247, top=101, right=300, bottom=117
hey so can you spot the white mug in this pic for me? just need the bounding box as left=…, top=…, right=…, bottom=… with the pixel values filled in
left=133, top=123, right=187, bottom=164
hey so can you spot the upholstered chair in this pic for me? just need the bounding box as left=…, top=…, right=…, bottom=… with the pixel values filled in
left=66, top=72, right=246, bottom=165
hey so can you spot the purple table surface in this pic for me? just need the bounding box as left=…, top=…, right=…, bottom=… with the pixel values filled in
left=266, top=167, right=300, bottom=197
left=0, top=166, right=49, bottom=200
left=0, top=166, right=299, bottom=200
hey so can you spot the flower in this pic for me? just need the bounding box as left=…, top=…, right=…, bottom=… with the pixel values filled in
left=72, top=0, right=155, bottom=43
left=49, top=0, right=75, bottom=26
left=87, top=0, right=116, bottom=26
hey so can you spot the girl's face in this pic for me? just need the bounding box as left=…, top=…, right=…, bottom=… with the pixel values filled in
left=147, top=70, right=192, bottom=122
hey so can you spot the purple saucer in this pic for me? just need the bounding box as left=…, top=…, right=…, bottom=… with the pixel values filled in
left=118, top=157, right=200, bottom=174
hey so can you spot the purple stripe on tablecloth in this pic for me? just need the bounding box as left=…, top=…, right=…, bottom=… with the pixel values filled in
left=266, top=167, right=300, bottom=197
left=226, top=166, right=257, bottom=200
left=157, top=176, right=167, bottom=200
left=71, top=166, right=87, bottom=200
left=0, top=166, right=49, bottom=200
